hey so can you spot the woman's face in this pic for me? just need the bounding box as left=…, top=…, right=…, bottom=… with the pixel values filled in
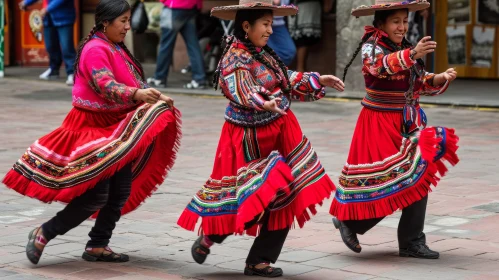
left=103, top=10, right=132, bottom=43
left=243, top=13, right=273, bottom=48
left=378, top=9, right=408, bottom=44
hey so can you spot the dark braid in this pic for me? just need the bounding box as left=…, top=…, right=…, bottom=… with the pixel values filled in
left=342, top=34, right=372, bottom=82
left=74, top=26, right=99, bottom=77
left=240, top=37, right=290, bottom=94
left=262, top=45, right=291, bottom=95
left=118, top=42, right=145, bottom=81
left=213, top=35, right=235, bottom=90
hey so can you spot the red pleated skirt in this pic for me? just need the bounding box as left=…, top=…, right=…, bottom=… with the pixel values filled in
left=330, top=107, right=459, bottom=220
left=3, top=102, right=181, bottom=216
left=177, top=110, right=335, bottom=236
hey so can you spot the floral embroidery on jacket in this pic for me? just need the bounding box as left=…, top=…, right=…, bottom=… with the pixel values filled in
left=90, top=67, right=136, bottom=105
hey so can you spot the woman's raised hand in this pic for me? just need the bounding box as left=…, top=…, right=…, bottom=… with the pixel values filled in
left=319, top=75, right=345, bottom=92
left=433, top=68, right=457, bottom=86
left=412, top=36, right=437, bottom=60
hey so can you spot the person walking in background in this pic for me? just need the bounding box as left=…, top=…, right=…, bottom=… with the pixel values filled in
left=267, top=0, right=296, bottom=66
left=19, top=0, right=77, bottom=86
left=288, top=0, right=322, bottom=72
left=147, top=0, right=207, bottom=89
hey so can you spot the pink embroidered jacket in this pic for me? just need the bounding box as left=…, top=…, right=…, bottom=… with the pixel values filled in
left=72, top=32, right=146, bottom=112
left=161, top=0, right=202, bottom=10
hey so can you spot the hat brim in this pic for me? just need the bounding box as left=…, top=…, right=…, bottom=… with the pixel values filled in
left=211, top=4, right=298, bottom=20
left=351, top=2, right=430, bottom=18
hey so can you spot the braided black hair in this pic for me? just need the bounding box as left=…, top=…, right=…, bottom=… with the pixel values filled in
left=212, top=35, right=234, bottom=90
left=74, top=26, right=98, bottom=77
left=74, top=0, right=144, bottom=79
left=342, top=36, right=370, bottom=82
left=241, top=38, right=291, bottom=95
left=118, top=42, right=145, bottom=80
left=263, top=45, right=291, bottom=94
left=213, top=9, right=291, bottom=94
left=342, top=8, right=424, bottom=82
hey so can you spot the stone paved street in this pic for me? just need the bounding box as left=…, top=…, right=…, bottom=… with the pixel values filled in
left=0, top=78, right=498, bottom=279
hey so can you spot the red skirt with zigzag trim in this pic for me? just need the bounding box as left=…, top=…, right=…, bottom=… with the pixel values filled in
left=329, top=107, right=459, bottom=220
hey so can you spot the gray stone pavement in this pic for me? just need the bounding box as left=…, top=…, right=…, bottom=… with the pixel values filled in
left=0, top=77, right=499, bottom=279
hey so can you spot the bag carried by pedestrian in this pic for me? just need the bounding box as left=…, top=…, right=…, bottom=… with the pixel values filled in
left=131, top=0, right=149, bottom=34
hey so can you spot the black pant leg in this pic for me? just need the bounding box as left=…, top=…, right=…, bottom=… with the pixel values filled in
left=245, top=213, right=290, bottom=265
left=398, top=195, right=428, bottom=249
left=207, top=209, right=268, bottom=244
left=41, top=179, right=110, bottom=241
left=343, top=217, right=384, bottom=235
left=86, top=165, right=132, bottom=248
left=206, top=234, right=230, bottom=244
left=207, top=211, right=289, bottom=264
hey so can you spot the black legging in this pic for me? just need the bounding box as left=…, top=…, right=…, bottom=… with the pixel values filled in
left=343, top=195, right=428, bottom=249
left=42, top=164, right=132, bottom=248
left=208, top=211, right=290, bottom=265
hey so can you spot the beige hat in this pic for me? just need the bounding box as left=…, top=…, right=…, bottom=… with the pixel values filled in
left=352, top=0, right=430, bottom=18
left=211, top=0, right=298, bottom=20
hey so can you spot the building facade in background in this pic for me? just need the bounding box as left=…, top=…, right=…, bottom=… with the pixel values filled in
left=3, top=0, right=498, bottom=82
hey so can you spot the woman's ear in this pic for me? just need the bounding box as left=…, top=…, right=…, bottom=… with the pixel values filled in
left=242, top=21, right=250, bottom=33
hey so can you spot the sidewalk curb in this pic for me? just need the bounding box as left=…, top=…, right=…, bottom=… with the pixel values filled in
left=162, top=87, right=499, bottom=112
left=2, top=77, right=499, bottom=112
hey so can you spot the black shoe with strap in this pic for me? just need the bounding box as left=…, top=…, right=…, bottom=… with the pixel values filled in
left=82, top=246, right=129, bottom=262
left=244, top=264, right=283, bottom=278
left=191, top=235, right=210, bottom=264
left=332, top=217, right=362, bottom=253
left=399, top=244, right=439, bottom=259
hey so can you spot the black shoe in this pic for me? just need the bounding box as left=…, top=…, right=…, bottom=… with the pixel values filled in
left=191, top=235, right=210, bottom=264
left=244, top=264, right=283, bottom=277
left=332, top=217, right=362, bottom=253
left=82, top=247, right=129, bottom=262
left=399, top=244, right=439, bottom=259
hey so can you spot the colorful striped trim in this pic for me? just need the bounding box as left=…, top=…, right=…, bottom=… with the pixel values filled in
left=185, top=151, right=285, bottom=216
left=12, top=102, right=170, bottom=189
left=243, top=127, right=261, bottom=162
left=361, top=88, right=417, bottom=111
left=335, top=156, right=428, bottom=203
left=335, top=133, right=429, bottom=203
left=288, top=71, right=326, bottom=102
left=271, top=136, right=326, bottom=210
